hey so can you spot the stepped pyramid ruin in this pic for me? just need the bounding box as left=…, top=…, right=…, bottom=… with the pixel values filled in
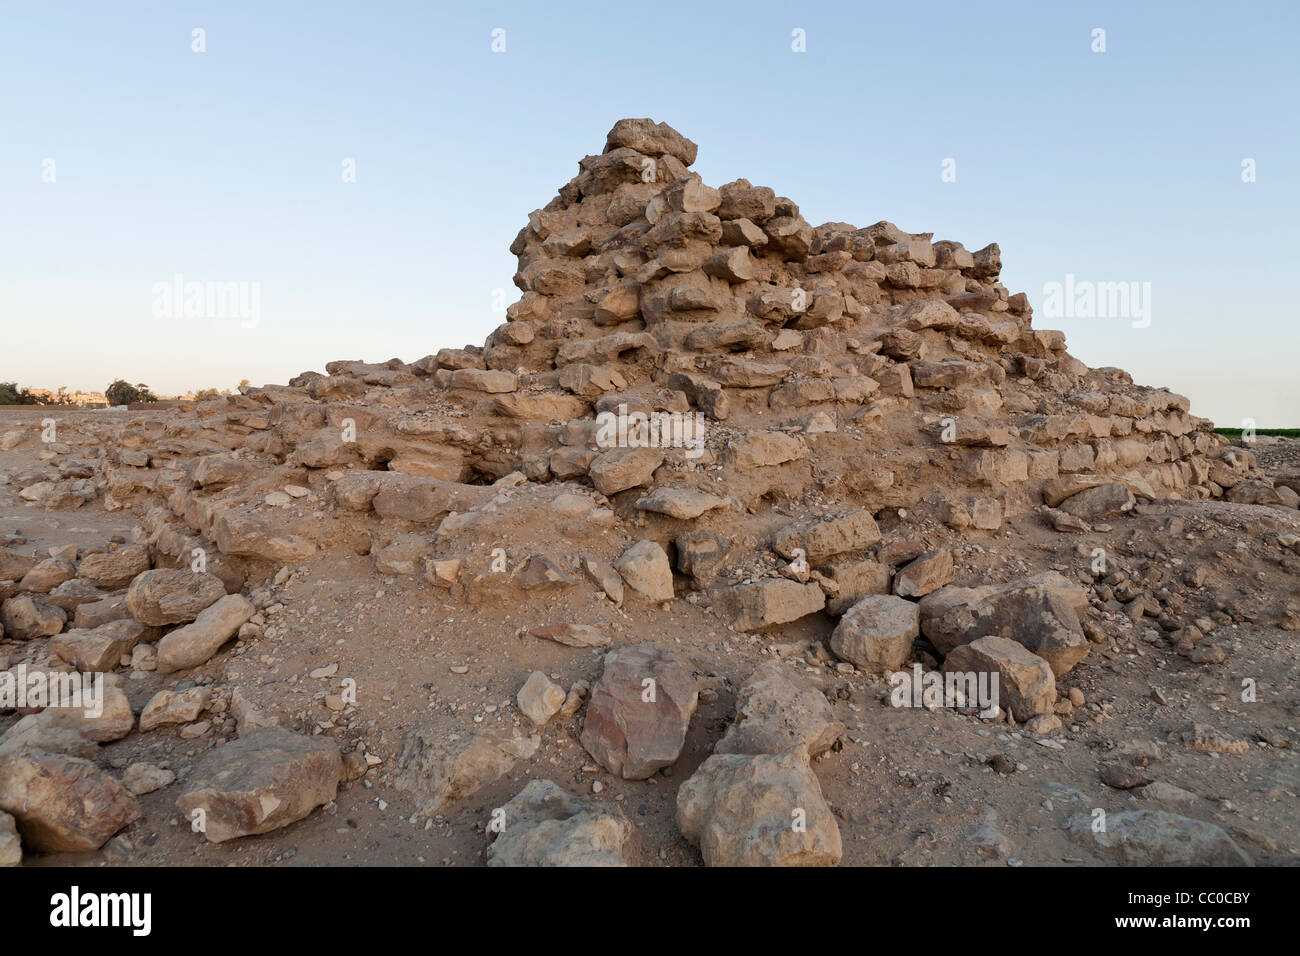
left=88, top=117, right=1255, bottom=576
left=2, top=120, right=1296, bottom=867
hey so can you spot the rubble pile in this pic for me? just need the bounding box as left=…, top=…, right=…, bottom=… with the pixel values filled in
left=2, top=120, right=1297, bottom=868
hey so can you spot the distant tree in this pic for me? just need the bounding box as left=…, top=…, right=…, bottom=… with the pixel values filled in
left=105, top=380, right=158, bottom=406
left=193, top=387, right=223, bottom=401
left=238, top=378, right=250, bottom=388
left=0, top=382, right=38, bottom=405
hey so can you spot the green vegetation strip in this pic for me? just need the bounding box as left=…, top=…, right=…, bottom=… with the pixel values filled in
left=1214, top=428, right=1300, bottom=438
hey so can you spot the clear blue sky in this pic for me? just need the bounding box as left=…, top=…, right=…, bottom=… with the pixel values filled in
left=2, top=0, right=1296, bottom=424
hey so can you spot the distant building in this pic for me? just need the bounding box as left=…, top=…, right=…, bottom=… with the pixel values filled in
left=27, top=388, right=109, bottom=408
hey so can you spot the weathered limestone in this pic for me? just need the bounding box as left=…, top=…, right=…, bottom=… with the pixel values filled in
left=51, top=619, right=151, bottom=672
left=0, top=750, right=140, bottom=852
left=830, top=594, right=920, bottom=672
left=715, top=660, right=843, bottom=757
left=614, top=540, right=675, bottom=602
left=77, top=545, right=150, bottom=589
left=488, top=779, right=633, bottom=867
left=893, top=549, right=954, bottom=597
left=156, top=593, right=255, bottom=673
left=706, top=579, right=825, bottom=631
left=920, top=574, right=1090, bottom=674
left=942, top=636, right=1056, bottom=721
left=127, top=569, right=226, bottom=626
left=1065, top=810, right=1252, bottom=866
left=176, top=727, right=341, bottom=843
left=1, top=594, right=66, bottom=640
left=517, top=671, right=566, bottom=727
left=677, top=748, right=842, bottom=867
left=772, top=511, right=881, bottom=563
left=395, top=726, right=540, bottom=818
left=580, top=644, right=698, bottom=780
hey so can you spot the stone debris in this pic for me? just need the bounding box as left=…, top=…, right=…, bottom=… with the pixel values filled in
left=122, top=762, right=176, bottom=796
left=127, top=570, right=227, bottom=626
left=706, top=579, right=825, bottom=632
left=715, top=660, right=843, bottom=757
left=0, top=749, right=140, bottom=852
left=155, top=593, right=255, bottom=673
left=919, top=573, right=1091, bottom=674
left=893, top=549, right=954, bottom=597
left=580, top=644, right=698, bottom=780
left=395, top=727, right=540, bottom=818
left=942, top=636, right=1057, bottom=721
left=829, top=594, right=920, bottom=672
left=175, top=727, right=341, bottom=843
left=1065, top=810, right=1252, bottom=866
left=51, top=619, right=152, bottom=672
left=139, top=686, right=211, bottom=731
left=677, top=747, right=842, bottom=867
left=487, top=779, right=633, bottom=866
left=517, top=671, right=566, bottom=727
left=614, top=540, right=675, bottom=603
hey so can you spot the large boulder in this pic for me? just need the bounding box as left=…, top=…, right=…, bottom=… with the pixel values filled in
left=772, top=510, right=881, bottom=563
left=1057, top=482, right=1136, bottom=519
left=126, top=569, right=226, bottom=626
left=588, top=447, right=664, bottom=496
left=634, top=487, right=729, bottom=519
left=614, top=540, right=675, bottom=602
left=677, top=747, right=842, bottom=867
left=76, top=545, right=151, bottom=590
left=892, top=549, right=954, bottom=598
left=175, top=727, right=341, bottom=843
left=17, top=557, right=77, bottom=593
left=0, top=750, right=140, bottom=852
left=705, top=579, right=825, bottom=631
left=35, top=679, right=135, bottom=743
left=139, top=686, right=211, bottom=731
left=829, top=595, right=920, bottom=671
left=487, top=780, right=634, bottom=866
left=821, top=558, right=891, bottom=615
left=0, top=551, right=38, bottom=583
left=395, top=727, right=540, bottom=818
left=727, top=431, right=805, bottom=469
left=1065, top=810, right=1252, bottom=866
left=1, top=594, right=67, bottom=640
left=73, top=593, right=131, bottom=629
left=715, top=660, right=843, bottom=757
left=605, top=118, right=699, bottom=165
left=156, top=594, right=255, bottom=673
left=580, top=644, right=698, bottom=780
left=43, top=578, right=107, bottom=614
left=50, top=619, right=152, bottom=672
left=942, top=635, right=1056, bottom=721
left=919, top=573, right=1091, bottom=674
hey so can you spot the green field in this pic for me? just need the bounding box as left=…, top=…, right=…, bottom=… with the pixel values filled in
left=1214, top=427, right=1300, bottom=438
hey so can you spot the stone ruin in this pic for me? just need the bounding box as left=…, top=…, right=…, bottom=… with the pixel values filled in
left=2, top=119, right=1295, bottom=867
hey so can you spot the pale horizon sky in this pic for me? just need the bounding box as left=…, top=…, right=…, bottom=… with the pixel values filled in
left=2, top=1, right=1297, bottom=424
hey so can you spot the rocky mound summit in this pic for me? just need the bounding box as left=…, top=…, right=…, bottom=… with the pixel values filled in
left=2, top=120, right=1297, bottom=868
